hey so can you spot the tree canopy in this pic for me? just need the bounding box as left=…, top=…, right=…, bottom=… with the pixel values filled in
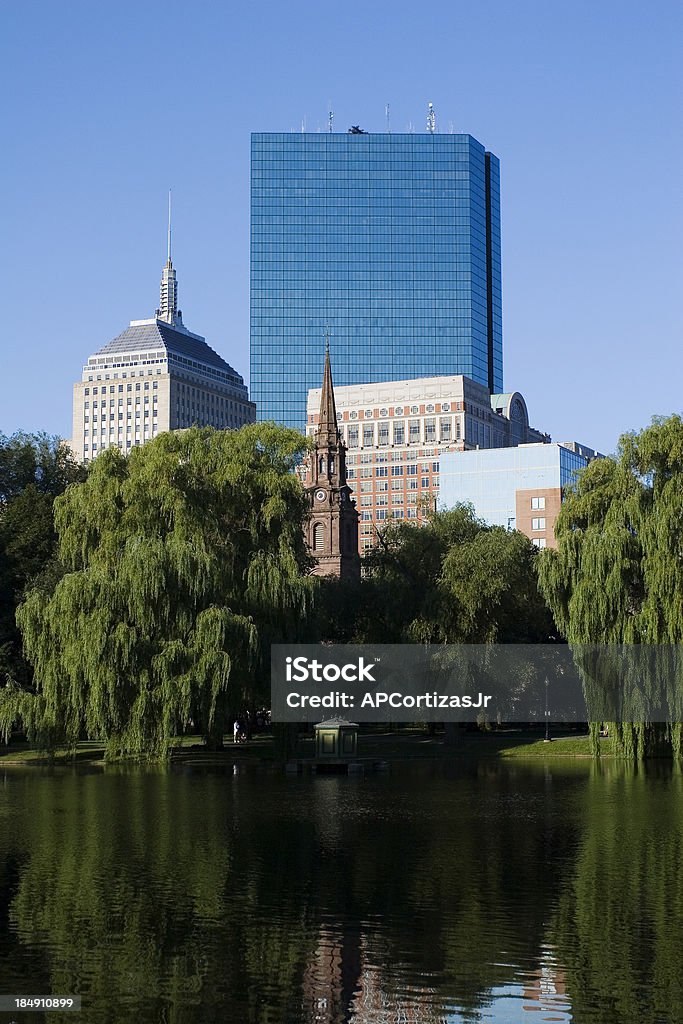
left=0, top=432, right=86, bottom=687
left=538, top=415, right=683, bottom=757
left=318, top=504, right=554, bottom=645
left=4, top=425, right=314, bottom=758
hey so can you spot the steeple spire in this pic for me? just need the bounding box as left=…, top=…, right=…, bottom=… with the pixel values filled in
left=157, top=190, right=182, bottom=325
left=317, top=331, right=339, bottom=447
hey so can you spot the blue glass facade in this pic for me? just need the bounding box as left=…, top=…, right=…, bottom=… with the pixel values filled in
left=438, top=445, right=589, bottom=529
left=251, top=132, right=503, bottom=429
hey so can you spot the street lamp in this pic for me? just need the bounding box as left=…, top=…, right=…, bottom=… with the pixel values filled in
left=544, top=676, right=551, bottom=742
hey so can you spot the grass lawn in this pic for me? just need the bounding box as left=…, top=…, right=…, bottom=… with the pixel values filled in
left=0, top=729, right=613, bottom=764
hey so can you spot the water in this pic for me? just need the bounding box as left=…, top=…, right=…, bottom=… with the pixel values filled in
left=0, top=759, right=681, bottom=1023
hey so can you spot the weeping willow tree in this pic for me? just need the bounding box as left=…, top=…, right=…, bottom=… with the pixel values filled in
left=6, top=425, right=314, bottom=759
left=538, top=415, right=683, bottom=759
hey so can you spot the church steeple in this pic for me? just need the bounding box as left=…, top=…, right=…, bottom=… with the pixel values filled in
left=317, top=338, right=340, bottom=448
left=304, top=344, right=360, bottom=580
left=156, top=190, right=183, bottom=325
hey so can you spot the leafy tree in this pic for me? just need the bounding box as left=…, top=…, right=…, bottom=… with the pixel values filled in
left=0, top=432, right=85, bottom=687
left=538, top=415, right=683, bottom=758
left=6, top=425, right=314, bottom=759
left=322, top=505, right=553, bottom=644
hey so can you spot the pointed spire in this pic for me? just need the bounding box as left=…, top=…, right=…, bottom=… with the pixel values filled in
left=157, top=190, right=182, bottom=325
left=167, top=189, right=172, bottom=265
left=317, top=331, right=339, bottom=447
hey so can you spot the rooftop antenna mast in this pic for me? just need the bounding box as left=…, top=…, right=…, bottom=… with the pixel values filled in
left=427, top=102, right=436, bottom=134
left=167, top=189, right=172, bottom=263
left=328, top=104, right=333, bottom=133
left=385, top=103, right=391, bottom=133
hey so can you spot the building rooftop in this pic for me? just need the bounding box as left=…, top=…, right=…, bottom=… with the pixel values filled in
left=93, top=318, right=245, bottom=385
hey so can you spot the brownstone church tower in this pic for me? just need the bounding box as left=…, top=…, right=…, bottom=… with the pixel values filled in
left=305, top=347, right=360, bottom=579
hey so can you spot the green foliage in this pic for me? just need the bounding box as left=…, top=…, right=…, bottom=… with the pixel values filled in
left=319, top=505, right=554, bottom=644
left=0, top=433, right=85, bottom=693
left=12, top=425, right=314, bottom=759
left=539, top=415, right=683, bottom=758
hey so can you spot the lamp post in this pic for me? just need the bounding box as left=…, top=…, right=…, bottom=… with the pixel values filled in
left=544, top=676, right=551, bottom=742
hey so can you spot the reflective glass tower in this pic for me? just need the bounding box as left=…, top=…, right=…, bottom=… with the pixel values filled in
left=251, top=131, right=503, bottom=429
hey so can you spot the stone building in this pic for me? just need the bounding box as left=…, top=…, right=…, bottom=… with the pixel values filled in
left=71, top=243, right=254, bottom=463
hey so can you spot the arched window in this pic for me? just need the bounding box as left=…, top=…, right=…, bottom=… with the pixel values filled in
left=318, top=456, right=325, bottom=475
left=313, top=522, right=324, bottom=552
left=328, top=456, right=335, bottom=476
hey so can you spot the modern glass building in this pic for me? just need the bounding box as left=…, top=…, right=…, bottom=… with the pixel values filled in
left=438, top=443, right=598, bottom=549
left=251, top=132, right=503, bottom=429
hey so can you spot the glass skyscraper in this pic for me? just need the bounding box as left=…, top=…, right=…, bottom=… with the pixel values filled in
left=251, top=131, right=503, bottom=429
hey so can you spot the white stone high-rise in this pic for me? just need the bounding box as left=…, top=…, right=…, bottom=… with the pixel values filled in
left=71, top=224, right=254, bottom=463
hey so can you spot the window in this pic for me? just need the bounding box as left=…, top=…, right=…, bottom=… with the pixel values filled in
left=378, top=421, right=389, bottom=446
left=312, top=523, right=324, bottom=551
left=531, top=496, right=546, bottom=510
left=532, top=517, right=546, bottom=531
left=407, top=465, right=417, bottom=476
left=409, top=419, right=420, bottom=443
left=439, top=418, right=451, bottom=442
left=425, top=418, right=436, bottom=442
left=532, top=538, right=547, bottom=549
left=391, top=465, right=404, bottom=476
left=363, top=425, right=374, bottom=447
left=393, top=423, right=405, bottom=445
left=348, top=425, right=359, bottom=448
left=375, top=467, right=387, bottom=477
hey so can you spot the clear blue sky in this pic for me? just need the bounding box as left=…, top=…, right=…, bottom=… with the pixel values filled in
left=2, top=0, right=681, bottom=455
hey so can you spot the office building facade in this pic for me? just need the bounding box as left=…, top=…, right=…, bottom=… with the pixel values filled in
left=438, top=443, right=602, bottom=549
left=71, top=251, right=254, bottom=462
left=304, top=375, right=548, bottom=553
left=251, top=131, right=503, bottom=429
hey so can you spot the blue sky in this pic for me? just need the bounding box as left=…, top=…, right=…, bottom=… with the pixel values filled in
left=2, top=0, right=681, bottom=455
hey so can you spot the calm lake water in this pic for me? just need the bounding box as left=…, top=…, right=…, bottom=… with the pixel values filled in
left=0, top=759, right=681, bottom=1024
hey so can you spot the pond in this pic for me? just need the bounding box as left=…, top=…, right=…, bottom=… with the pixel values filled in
left=0, top=759, right=681, bottom=1023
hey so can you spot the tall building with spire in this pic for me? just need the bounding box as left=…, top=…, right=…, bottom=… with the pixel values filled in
left=304, top=347, right=360, bottom=579
left=70, top=212, right=255, bottom=463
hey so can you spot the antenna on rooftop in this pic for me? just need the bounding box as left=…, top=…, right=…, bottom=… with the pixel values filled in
left=385, top=103, right=391, bottom=133
left=427, top=102, right=436, bottom=134
left=328, top=104, right=333, bottom=133
left=301, top=117, right=306, bottom=133
left=167, top=189, right=172, bottom=263
left=448, top=120, right=454, bottom=134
